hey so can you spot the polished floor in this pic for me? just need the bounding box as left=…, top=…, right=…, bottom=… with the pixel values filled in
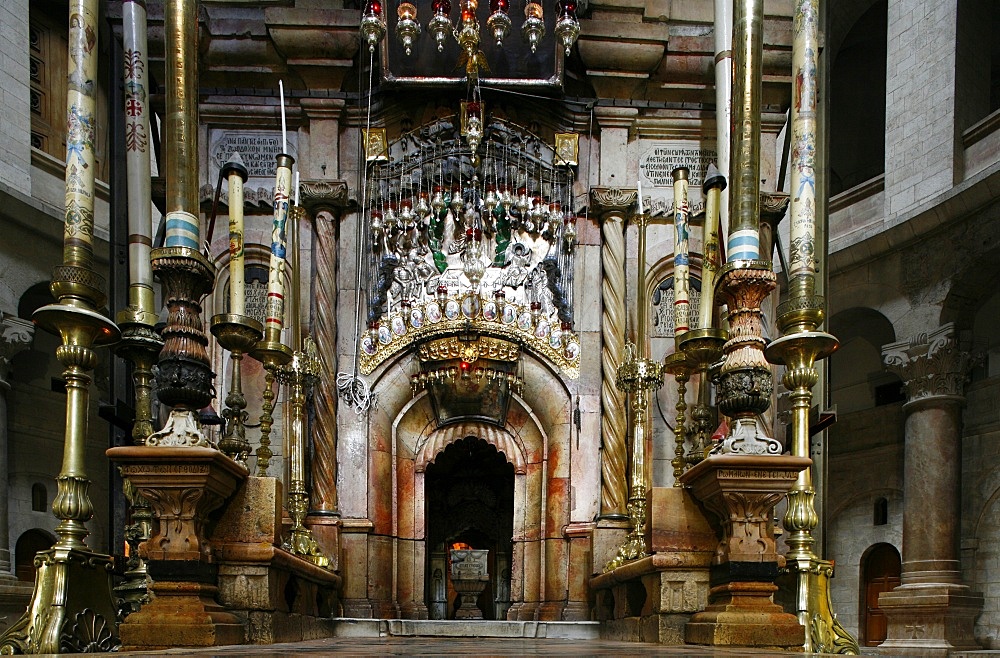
left=124, top=637, right=865, bottom=657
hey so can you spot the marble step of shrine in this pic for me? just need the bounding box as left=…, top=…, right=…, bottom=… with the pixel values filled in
left=331, top=618, right=601, bottom=640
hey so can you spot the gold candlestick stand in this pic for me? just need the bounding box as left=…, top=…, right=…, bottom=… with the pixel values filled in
left=766, top=293, right=859, bottom=654
left=678, top=327, right=727, bottom=465
left=277, top=338, right=330, bottom=567
left=212, top=314, right=264, bottom=465
left=250, top=336, right=292, bottom=476
left=664, top=351, right=690, bottom=486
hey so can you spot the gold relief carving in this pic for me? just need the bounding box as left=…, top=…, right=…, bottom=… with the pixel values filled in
left=361, top=314, right=579, bottom=378
left=590, top=187, right=637, bottom=213
left=418, top=335, right=520, bottom=363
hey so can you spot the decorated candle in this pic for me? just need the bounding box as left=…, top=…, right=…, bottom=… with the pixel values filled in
left=699, top=164, right=727, bottom=329
left=223, top=153, right=248, bottom=316
left=671, top=167, right=691, bottom=337
left=265, top=153, right=294, bottom=340
left=788, top=0, right=819, bottom=284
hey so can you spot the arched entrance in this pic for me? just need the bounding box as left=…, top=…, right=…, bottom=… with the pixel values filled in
left=15, top=529, right=54, bottom=582
left=860, top=542, right=901, bottom=646
left=425, top=436, right=514, bottom=620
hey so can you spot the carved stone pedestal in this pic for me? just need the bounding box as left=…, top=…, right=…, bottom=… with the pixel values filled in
left=451, top=549, right=489, bottom=620
left=107, top=446, right=248, bottom=650
left=875, top=584, right=983, bottom=656
left=679, top=454, right=808, bottom=648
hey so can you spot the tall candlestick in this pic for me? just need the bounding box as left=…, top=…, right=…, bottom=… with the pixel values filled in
left=265, top=154, right=294, bottom=343
left=672, top=167, right=691, bottom=337
left=699, top=164, right=726, bottom=329
left=713, top=0, right=733, bottom=240
left=162, top=0, right=199, bottom=249
left=223, top=153, right=248, bottom=316
left=279, top=80, right=287, bottom=156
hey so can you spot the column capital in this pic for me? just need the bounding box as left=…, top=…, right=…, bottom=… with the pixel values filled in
left=299, top=97, right=347, bottom=121
left=882, top=323, right=981, bottom=404
left=299, top=179, right=350, bottom=218
left=589, top=187, right=637, bottom=223
left=592, top=106, right=639, bottom=130
left=0, top=314, right=34, bottom=387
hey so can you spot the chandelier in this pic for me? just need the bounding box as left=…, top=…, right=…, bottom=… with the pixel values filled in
left=361, top=0, right=581, bottom=79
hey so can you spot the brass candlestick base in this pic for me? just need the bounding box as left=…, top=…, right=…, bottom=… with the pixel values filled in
left=211, top=314, right=264, bottom=466
left=767, top=328, right=858, bottom=654
left=276, top=343, right=330, bottom=568
left=679, top=328, right=727, bottom=465
left=664, top=351, right=691, bottom=485
left=250, top=339, right=293, bottom=476
left=606, top=344, right=664, bottom=571
left=1, top=303, right=122, bottom=654
left=115, top=309, right=163, bottom=445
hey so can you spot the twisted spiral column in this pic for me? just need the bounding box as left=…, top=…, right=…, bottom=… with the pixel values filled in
left=591, top=188, right=635, bottom=518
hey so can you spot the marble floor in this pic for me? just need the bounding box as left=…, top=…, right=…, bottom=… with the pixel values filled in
left=121, top=637, right=865, bottom=657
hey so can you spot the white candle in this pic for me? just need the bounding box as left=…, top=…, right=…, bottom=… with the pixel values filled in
left=637, top=180, right=643, bottom=215
left=279, top=79, right=287, bottom=155
left=293, top=170, right=300, bottom=206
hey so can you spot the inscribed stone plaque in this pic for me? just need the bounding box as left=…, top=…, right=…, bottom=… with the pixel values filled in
left=208, top=129, right=299, bottom=188
left=639, top=141, right=718, bottom=188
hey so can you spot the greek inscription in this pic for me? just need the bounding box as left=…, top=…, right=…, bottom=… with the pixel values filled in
left=120, top=465, right=211, bottom=475
left=640, top=142, right=718, bottom=188
left=717, top=469, right=797, bottom=480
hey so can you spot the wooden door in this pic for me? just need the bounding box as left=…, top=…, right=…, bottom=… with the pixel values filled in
left=862, top=543, right=901, bottom=646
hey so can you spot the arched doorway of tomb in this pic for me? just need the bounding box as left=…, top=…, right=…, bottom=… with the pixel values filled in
left=859, top=542, right=901, bottom=646
left=14, top=529, right=55, bottom=582
left=424, top=436, right=514, bottom=619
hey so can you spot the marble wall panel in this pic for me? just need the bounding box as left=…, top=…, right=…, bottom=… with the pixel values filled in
left=369, top=449, right=393, bottom=535
left=396, top=456, right=415, bottom=538
left=367, top=534, right=396, bottom=616
left=545, top=476, right=570, bottom=538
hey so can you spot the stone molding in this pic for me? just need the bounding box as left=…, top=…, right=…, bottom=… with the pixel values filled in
left=0, top=315, right=33, bottom=387
left=882, top=323, right=980, bottom=404
left=590, top=187, right=637, bottom=220
left=299, top=179, right=349, bottom=216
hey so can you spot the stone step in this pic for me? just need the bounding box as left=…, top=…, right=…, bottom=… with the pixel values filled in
left=331, top=618, right=601, bottom=640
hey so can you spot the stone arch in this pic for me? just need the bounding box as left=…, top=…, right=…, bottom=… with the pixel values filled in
left=359, top=341, right=576, bottom=620
left=829, top=306, right=898, bottom=413
left=970, top=482, right=1000, bottom=648
left=415, top=421, right=528, bottom=475
left=14, top=528, right=55, bottom=582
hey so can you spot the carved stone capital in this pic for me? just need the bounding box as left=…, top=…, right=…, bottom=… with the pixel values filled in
left=0, top=314, right=34, bottom=387
left=300, top=179, right=350, bottom=217
left=882, top=323, right=980, bottom=404
left=589, top=187, right=637, bottom=222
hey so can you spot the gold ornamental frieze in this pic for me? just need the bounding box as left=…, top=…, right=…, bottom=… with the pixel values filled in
left=360, top=296, right=580, bottom=379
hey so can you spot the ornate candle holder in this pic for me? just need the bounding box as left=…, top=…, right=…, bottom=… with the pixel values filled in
left=276, top=338, right=330, bottom=568
left=250, top=336, right=292, bottom=476
left=713, top=260, right=781, bottom=455
left=116, top=307, right=162, bottom=445
left=211, top=313, right=264, bottom=465
left=678, top=327, right=728, bottom=465
left=605, top=342, right=664, bottom=571
left=766, top=295, right=859, bottom=654
left=146, top=246, right=217, bottom=448
left=663, top=350, right=690, bottom=486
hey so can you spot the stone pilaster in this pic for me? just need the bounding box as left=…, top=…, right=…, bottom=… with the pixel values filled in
left=0, top=315, right=33, bottom=578
left=878, top=323, right=983, bottom=655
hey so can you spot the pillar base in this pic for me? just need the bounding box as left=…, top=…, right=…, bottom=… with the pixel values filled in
left=685, top=581, right=804, bottom=648
left=118, top=580, right=245, bottom=651
left=875, top=583, right=983, bottom=656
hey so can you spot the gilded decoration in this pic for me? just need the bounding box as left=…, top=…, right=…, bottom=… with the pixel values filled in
left=359, top=114, right=580, bottom=379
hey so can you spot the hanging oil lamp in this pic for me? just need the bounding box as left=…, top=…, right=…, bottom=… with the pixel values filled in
left=428, top=0, right=453, bottom=52
left=396, top=2, right=421, bottom=56
left=487, top=0, right=512, bottom=47
left=360, top=0, right=386, bottom=53
left=522, top=2, right=545, bottom=53
left=554, top=0, right=581, bottom=55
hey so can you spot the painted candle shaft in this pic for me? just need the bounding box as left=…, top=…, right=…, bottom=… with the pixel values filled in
left=671, top=167, right=690, bottom=337
left=63, top=0, right=99, bottom=272
left=788, top=0, right=819, bottom=292
left=162, top=0, right=200, bottom=248
left=698, top=165, right=726, bottom=329
left=265, top=154, right=294, bottom=343
left=727, top=0, right=763, bottom=263
left=713, top=0, right=732, bottom=240
left=122, top=0, right=154, bottom=313
left=224, top=153, right=249, bottom=316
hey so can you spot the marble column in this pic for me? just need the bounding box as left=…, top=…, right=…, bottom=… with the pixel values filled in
left=0, top=316, right=34, bottom=577
left=300, top=180, right=349, bottom=571
left=879, top=323, right=983, bottom=655
left=590, top=187, right=636, bottom=520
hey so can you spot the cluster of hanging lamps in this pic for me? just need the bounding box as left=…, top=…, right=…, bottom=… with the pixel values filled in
left=360, top=0, right=580, bottom=57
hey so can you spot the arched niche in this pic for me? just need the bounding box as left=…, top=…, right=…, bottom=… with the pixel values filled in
left=829, top=307, right=898, bottom=414
left=358, top=342, right=576, bottom=621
